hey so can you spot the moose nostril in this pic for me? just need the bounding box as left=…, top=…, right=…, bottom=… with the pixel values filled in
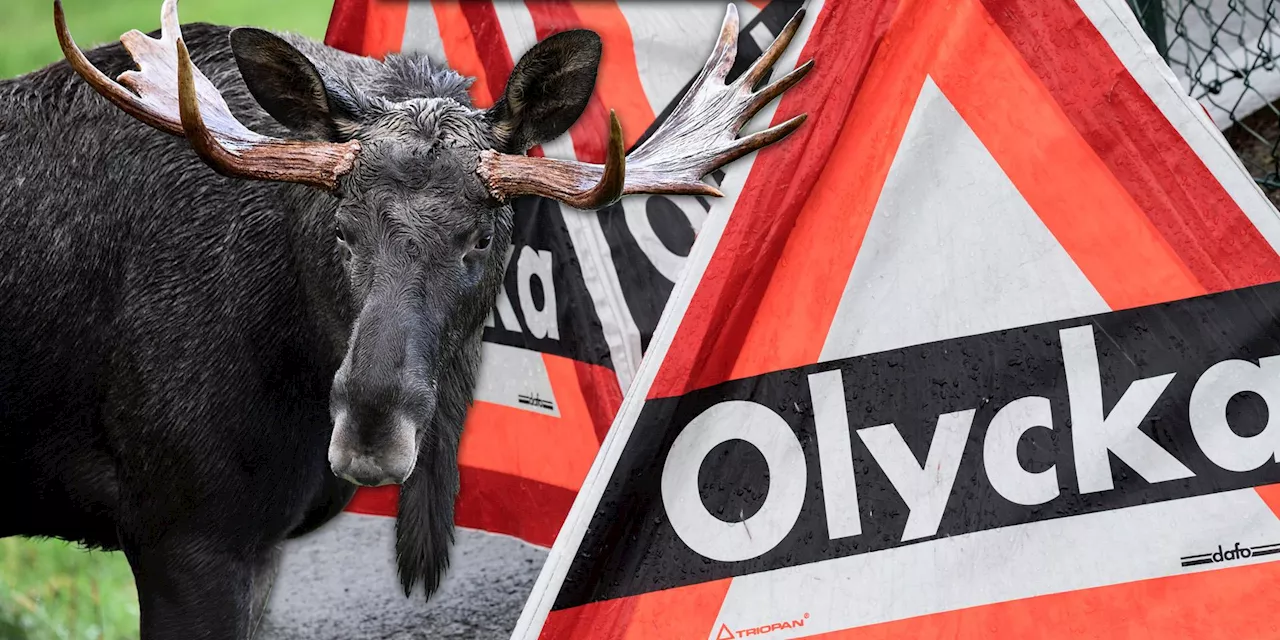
left=331, top=454, right=407, bottom=487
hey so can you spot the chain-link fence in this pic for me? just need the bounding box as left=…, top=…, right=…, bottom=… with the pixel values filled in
left=1127, top=0, right=1280, bottom=198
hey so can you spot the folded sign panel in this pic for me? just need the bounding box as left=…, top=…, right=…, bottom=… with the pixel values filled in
left=514, top=0, right=1280, bottom=637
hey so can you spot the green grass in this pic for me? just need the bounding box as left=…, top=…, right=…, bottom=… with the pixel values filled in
left=0, top=2, right=337, bottom=635
left=1, top=0, right=336, bottom=79
left=0, top=538, right=139, bottom=640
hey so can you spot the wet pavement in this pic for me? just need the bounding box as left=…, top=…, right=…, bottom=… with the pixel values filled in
left=257, top=513, right=547, bottom=640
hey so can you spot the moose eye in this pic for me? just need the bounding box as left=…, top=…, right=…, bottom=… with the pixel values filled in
left=474, top=231, right=493, bottom=251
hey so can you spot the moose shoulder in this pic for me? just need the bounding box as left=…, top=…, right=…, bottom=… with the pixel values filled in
left=0, top=1, right=810, bottom=638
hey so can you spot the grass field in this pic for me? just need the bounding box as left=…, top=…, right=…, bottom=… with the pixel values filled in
left=0, top=539, right=138, bottom=640
left=0, top=3, right=334, bottom=636
left=1, top=0, right=335, bottom=79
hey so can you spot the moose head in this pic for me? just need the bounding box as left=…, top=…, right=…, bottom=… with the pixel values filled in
left=54, top=0, right=811, bottom=488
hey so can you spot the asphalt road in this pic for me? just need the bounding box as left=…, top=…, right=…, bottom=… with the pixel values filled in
left=256, top=513, right=548, bottom=640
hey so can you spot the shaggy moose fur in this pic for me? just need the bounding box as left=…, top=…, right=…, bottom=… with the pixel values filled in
left=0, top=21, right=599, bottom=639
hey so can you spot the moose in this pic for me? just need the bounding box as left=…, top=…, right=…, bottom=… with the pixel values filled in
left=0, top=0, right=810, bottom=637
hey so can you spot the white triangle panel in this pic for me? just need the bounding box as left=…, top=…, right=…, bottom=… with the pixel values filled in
left=819, top=76, right=1111, bottom=361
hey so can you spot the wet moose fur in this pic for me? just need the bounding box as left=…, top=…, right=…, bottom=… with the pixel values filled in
left=0, top=20, right=602, bottom=639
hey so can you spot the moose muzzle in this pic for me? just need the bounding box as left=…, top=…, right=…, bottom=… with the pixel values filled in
left=328, top=409, right=418, bottom=486
left=328, top=291, right=440, bottom=487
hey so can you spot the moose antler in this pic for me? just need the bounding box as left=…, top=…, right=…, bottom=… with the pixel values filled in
left=54, top=0, right=360, bottom=191
left=477, top=5, right=812, bottom=210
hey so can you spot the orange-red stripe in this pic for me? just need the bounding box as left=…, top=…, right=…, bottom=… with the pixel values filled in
left=983, top=0, right=1280, bottom=294
left=457, top=353, right=600, bottom=491
left=360, top=0, right=409, bottom=59
left=804, top=560, right=1280, bottom=639
left=574, top=359, right=624, bottom=443
left=932, top=0, right=1205, bottom=309
left=459, top=1, right=518, bottom=110
left=454, top=466, right=578, bottom=546
left=432, top=1, right=496, bottom=107
left=728, top=0, right=944, bottom=381
left=346, top=484, right=399, bottom=517
left=324, top=0, right=370, bottom=54
left=1254, top=483, right=1280, bottom=520
left=343, top=468, right=578, bottom=547
left=568, top=1, right=656, bottom=148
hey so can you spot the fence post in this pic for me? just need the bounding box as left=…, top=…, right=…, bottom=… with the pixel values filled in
left=1129, top=0, right=1170, bottom=60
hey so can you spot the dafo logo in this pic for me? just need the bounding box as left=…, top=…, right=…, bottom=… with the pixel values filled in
left=1180, top=541, right=1280, bottom=567
left=715, top=613, right=810, bottom=639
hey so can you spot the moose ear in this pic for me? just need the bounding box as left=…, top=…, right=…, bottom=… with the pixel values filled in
left=230, top=27, right=346, bottom=140
left=487, top=30, right=601, bottom=153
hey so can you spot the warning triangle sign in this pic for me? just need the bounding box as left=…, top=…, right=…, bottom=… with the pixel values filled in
left=514, top=0, right=1280, bottom=638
